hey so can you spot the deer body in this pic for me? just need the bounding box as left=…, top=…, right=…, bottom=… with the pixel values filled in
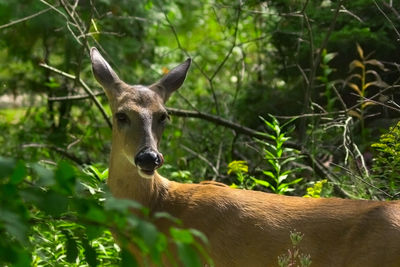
left=90, top=47, right=400, bottom=267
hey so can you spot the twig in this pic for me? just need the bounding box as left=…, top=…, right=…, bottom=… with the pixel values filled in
left=299, top=0, right=344, bottom=140
left=22, top=143, right=89, bottom=165
left=181, top=145, right=219, bottom=176
left=0, top=7, right=52, bottom=30
left=166, top=107, right=301, bottom=150
left=48, top=91, right=105, bottom=102
left=330, top=162, right=394, bottom=199
left=39, top=63, right=112, bottom=128
left=375, top=1, right=400, bottom=41
left=39, top=0, right=67, bottom=19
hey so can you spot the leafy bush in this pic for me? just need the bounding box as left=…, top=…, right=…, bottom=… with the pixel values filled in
left=278, top=230, right=311, bottom=267
left=254, top=116, right=303, bottom=194
left=371, top=121, right=400, bottom=198
left=0, top=157, right=209, bottom=266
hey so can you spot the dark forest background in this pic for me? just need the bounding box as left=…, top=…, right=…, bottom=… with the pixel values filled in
left=1, top=0, right=400, bottom=266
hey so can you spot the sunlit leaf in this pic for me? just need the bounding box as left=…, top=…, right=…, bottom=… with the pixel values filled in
left=361, top=101, right=376, bottom=109
left=347, top=82, right=362, bottom=95
left=251, top=177, right=271, bottom=188
left=347, top=110, right=362, bottom=119
left=356, top=43, right=364, bottom=59
left=170, top=228, right=194, bottom=244
left=365, top=59, right=386, bottom=71
left=349, top=60, right=364, bottom=72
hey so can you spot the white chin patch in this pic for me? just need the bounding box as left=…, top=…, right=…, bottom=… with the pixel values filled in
left=138, top=168, right=155, bottom=179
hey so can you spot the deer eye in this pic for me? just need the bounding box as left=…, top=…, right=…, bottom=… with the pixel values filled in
left=115, top=112, right=129, bottom=124
left=159, top=113, right=169, bottom=124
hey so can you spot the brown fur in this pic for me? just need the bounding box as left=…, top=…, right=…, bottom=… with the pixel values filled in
left=90, top=47, right=400, bottom=267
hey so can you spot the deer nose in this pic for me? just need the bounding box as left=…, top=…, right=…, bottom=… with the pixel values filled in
left=134, top=148, right=164, bottom=171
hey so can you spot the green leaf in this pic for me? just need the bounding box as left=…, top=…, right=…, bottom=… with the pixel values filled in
left=323, top=51, right=336, bottom=64
left=285, top=178, right=303, bottom=186
left=10, top=161, right=26, bottom=184
left=55, top=161, right=76, bottom=193
left=104, top=196, right=143, bottom=213
left=137, top=221, right=159, bottom=248
left=121, top=249, right=138, bottom=267
left=64, top=231, right=79, bottom=263
left=170, top=228, right=194, bottom=244
left=153, top=211, right=181, bottom=225
left=251, top=177, right=271, bottom=188
left=0, top=208, right=28, bottom=244
left=0, top=156, right=15, bottom=179
left=278, top=174, right=288, bottom=183
left=82, top=238, right=98, bottom=267
left=12, top=249, right=31, bottom=267
left=38, top=191, right=69, bottom=216
left=86, top=225, right=105, bottom=240
left=32, top=163, right=55, bottom=186
left=189, top=228, right=209, bottom=246
left=85, top=206, right=107, bottom=223
left=262, top=170, right=276, bottom=180
left=176, top=243, right=202, bottom=267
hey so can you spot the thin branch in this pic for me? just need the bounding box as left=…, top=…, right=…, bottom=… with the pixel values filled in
left=375, top=0, right=400, bottom=41
left=166, top=107, right=301, bottom=150
left=48, top=91, right=105, bottom=102
left=181, top=145, right=219, bottom=176
left=276, top=84, right=400, bottom=119
left=0, top=7, right=52, bottom=30
left=22, top=143, right=89, bottom=165
left=39, top=0, right=67, bottom=19
left=39, top=63, right=112, bottom=128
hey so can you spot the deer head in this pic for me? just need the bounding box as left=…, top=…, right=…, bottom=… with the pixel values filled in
left=90, top=47, right=191, bottom=179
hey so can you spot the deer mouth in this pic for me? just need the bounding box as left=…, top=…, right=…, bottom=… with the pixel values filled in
left=138, top=167, right=155, bottom=178
left=134, top=148, right=164, bottom=179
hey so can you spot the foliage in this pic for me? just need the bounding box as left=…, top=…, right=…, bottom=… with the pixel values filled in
left=254, top=116, right=303, bottom=194
left=317, top=49, right=337, bottom=113
left=0, top=157, right=210, bottom=266
left=227, top=160, right=255, bottom=190
left=278, top=230, right=312, bottom=267
left=346, top=44, right=388, bottom=132
left=1, top=0, right=400, bottom=263
left=371, top=121, right=400, bottom=198
left=304, top=179, right=328, bottom=198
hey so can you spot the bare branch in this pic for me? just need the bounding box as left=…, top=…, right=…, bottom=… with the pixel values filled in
left=48, top=91, right=105, bottom=102
left=181, top=145, right=219, bottom=176
left=22, top=143, right=89, bottom=165
left=0, top=7, right=52, bottom=30
left=39, top=63, right=112, bottom=128
left=166, top=107, right=301, bottom=150
left=375, top=1, right=400, bottom=41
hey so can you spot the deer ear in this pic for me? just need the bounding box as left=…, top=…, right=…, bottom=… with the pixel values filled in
left=90, top=47, right=121, bottom=95
left=151, top=58, right=191, bottom=102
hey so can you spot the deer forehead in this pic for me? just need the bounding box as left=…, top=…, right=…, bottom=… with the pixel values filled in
left=115, top=85, right=164, bottom=113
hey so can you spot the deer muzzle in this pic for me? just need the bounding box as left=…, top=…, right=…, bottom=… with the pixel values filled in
left=134, top=147, right=164, bottom=177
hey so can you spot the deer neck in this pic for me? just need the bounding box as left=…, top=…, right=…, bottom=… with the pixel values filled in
left=107, top=146, right=169, bottom=209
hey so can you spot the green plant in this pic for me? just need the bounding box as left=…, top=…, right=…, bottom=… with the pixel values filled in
left=304, top=179, right=328, bottom=198
left=254, top=116, right=303, bottom=194
left=346, top=44, right=387, bottom=135
left=0, top=157, right=210, bottom=266
left=371, top=121, right=400, bottom=198
left=227, top=160, right=255, bottom=190
left=278, top=230, right=312, bottom=267
left=317, top=49, right=337, bottom=112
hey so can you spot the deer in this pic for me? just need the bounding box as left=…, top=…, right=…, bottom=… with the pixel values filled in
left=90, top=47, right=400, bottom=267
